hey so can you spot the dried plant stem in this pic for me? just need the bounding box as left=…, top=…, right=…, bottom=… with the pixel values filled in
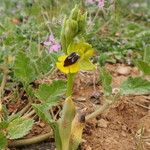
left=85, top=100, right=112, bottom=121
left=23, top=110, right=35, bottom=119
left=86, top=94, right=119, bottom=121
left=19, top=103, right=31, bottom=116
left=8, top=132, right=53, bottom=147
left=0, top=64, right=9, bottom=122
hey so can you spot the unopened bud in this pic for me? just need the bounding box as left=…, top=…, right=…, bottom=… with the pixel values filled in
left=70, top=5, right=79, bottom=20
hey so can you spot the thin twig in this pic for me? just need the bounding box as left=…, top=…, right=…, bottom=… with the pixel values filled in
left=19, top=103, right=31, bottom=116
left=86, top=93, right=120, bottom=121
left=127, top=99, right=150, bottom=110
left=0, top=64, right=9, bottom=122
left=85, top=100, right=112, bottom=121
left=23, top=110, right=35, bottom=119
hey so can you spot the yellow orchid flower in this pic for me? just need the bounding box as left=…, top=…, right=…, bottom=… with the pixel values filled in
left=56, top=42, right=95, bottom=74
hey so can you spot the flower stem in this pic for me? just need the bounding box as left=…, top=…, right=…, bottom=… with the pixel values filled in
left=66, top=73, right=76, bottom=97
left=0, top=64, right=9, bottom=122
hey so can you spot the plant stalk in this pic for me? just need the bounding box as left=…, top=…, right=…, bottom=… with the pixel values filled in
left=86, top=94, right=120, bottom=121
left=0, top=64, right=9, bottom=122
left=66, top=73, right=76, bottom=97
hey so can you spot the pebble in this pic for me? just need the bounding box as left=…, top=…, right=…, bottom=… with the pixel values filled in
left=121, top=131, right=127, bottom=137
left=97, top=119, right=109, bottom=128
left=122, top=125, right=127, bottom=131
left=116, top=66, right=131, bottom=75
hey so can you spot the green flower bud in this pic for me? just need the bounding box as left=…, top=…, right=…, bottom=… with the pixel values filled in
left=70, top=5, right=79, bottom=20
left=60, top=17, right=67, bottom=53
left=77, top=12, right=87, bottom=34
left=65, top=19, right=78, bottom=48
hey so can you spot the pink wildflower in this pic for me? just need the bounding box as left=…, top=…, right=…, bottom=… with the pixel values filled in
left=44, top=34, right=61, bottom=53
left=97, top=0, right=104, bottom=8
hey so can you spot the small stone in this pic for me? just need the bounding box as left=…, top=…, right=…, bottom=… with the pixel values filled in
left=116, top=66, right=131, bottom=76
left=97, top=119, right=109, bottom=128
left=121, top=131, right=127, bottom=137
left=76, top=97, right=86, bottom=102
left=38, top=122, right=45, bottom=127
left=86, top=146, right=92, bottom=150
left=122, top=125, right=127, bottom=131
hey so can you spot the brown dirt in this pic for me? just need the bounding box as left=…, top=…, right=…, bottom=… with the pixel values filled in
left=9, top=63, right=150, bottom=150
left=73, top=64, right=150, bottom=150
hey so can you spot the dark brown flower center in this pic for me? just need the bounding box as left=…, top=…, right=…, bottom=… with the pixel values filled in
left=64, top=52, right=80, bottom=67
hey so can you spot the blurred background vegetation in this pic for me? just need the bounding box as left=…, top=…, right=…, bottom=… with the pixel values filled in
left=0, top=0, right=149, bottom=65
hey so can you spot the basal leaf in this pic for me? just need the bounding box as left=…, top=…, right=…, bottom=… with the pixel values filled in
left=120, top=77, right=150, bottom=95
left=7, top=118, right=34, bottom=139
left=32, top=104, right=53, bottom=124
left=100, top=67, right=112, bottom=96
left=35, top=80, right=66, bottom=103
left=0, top=133, right=7, bottom=149
left=14, top=52, right=36, bottom=84
left=136, top=60, right=150, bottom=75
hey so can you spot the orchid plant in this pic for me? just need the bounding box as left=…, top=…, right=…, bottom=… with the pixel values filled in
left=1, top=2, right=150, bottom=150
left=33, top=5, right=96, bottom=150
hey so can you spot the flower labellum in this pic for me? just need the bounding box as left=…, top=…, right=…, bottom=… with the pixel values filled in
left=56, top=53, right=80, bottom=74
left=64, top=52, right=80, bottom=67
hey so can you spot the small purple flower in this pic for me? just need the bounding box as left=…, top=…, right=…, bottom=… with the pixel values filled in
left=97, top=0, right=104, bottom=8
left=44, top=34, right=61, bottom=53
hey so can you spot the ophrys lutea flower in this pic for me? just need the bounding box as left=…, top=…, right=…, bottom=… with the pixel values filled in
left=56, top=52, right=80, bottom=74
left=56, top=42, right=95, bottom=74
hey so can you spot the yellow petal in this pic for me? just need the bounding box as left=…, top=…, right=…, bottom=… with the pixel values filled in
left=56, top=62, right=69, bottom=74
left=58, top=55, right=67, bottom=62
left=84, top=49, right=94, bottom=58
left=69, top=63, right=80, bottom=73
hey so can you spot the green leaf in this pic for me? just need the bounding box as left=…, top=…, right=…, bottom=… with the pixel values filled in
left=8, top=113, right=21, bottom=123
left=32, top=103, right=53, bottom=124
left=0, top=121, right=9, bottom=129
left=36, top=55, right=52, bottom=74
left=136, top=60, right=150, bottom=75
left=7, top=118, right=34, bottom=139
left=35, top=80, right=66, bottom=103
left=0, top=133, right=7, bottom=149
left=14, top=52, right=36, bottom=84
left=98, top=53, right=108, bottom=66
left=120, top=77, right=150, bottom=95
left=100, top=67, right=112, bottom=96
left=144, top=46, right=150, bottom=63
left=80, top=59, right=95, bottom=71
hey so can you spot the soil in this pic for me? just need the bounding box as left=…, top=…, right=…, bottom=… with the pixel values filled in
left=8, top=63, right=150, bottom=150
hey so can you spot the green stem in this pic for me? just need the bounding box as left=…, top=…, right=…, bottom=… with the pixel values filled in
left=0, top=64, right=9, bottom=122
left=66, top=73, right=76, bottom=97
left=8, top=133, right=53, bottom=147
